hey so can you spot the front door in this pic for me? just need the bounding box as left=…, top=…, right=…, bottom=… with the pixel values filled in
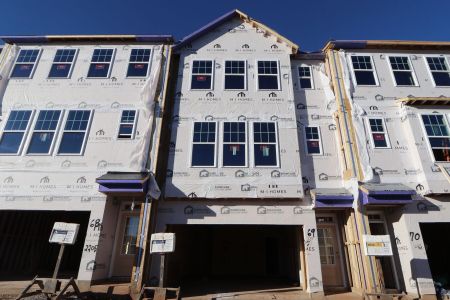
left=111, top=212, right=140, bottom=278
left=317, top=217, right=344, bottom=288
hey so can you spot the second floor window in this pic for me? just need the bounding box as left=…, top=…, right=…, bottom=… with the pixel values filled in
left=49, top=49, right=77, bottom=78
left=0, top=110, right=33, bottom=154
left=253, top=122, right=278, bottom=166
left=11, top=49, right=40, bottom=78
left=224, top=60, right=246, bottom=90
left=127, top=49, right=151, bottom=77
left=298, top=66, right=313, bottom=89
left=368, top=118, right=390, bottom=148
left=257, top=61, right=279, bottom=90
left=27, top=110, right=62, bottom=154
left=191, top=60, right=213, bottom=90
left=426, top=57, right=450, bottom=87
left=58, top=110, right=92, bottom=155
left=304, top=126, right=322, bottom=154
left=191, top=122, right=216, bottom=166
left=223, top=122, right=246, bottom=167
left=118, top=110, right=137, bottom=139
left=422, top=114, right=450, bottom=162
left=87, top=49, right=115, bottom=78
left=351, top=55, right=377, bottom=86
left=389, top=56, right=417, bottom=86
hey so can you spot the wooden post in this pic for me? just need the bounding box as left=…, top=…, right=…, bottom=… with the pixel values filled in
left=159, top=254, right=165, bottom=288
left=52, top=244, right=65, bottom=279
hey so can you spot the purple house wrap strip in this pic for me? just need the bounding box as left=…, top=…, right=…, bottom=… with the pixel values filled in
left=359, top=183, right=416, bottom=206
left=96, top=172, right=150, bottom=194
left=312, top=188, right=354, bottom=209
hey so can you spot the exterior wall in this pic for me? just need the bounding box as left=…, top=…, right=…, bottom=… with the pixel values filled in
left=0, top=41, right=167, bottom=284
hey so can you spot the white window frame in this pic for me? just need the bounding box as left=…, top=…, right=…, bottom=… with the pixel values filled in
left=420, top=113, right=450, bottom=162
left=223, top=60, right=247, bottom=91
left=298, top=65, right=314, bottom=89
left=251, top=121, right=280, bottom=168
left=117, top=110, right=138, bottom=140
left=24, top=109, right=64, bottom=156
left=348, top=54, right=380, bottom=87
left=190, top=59, right=214, bottom=91
left=0, top=110, right=35, bottom=155
left=86, top=48, right=116, bottom=79
left=387, top=55, right=418, bottom=87
left=56, top=109, right=93, bottom=156
left=221, top=121, right=248, bottom=168
left=48, top=48, right=79, bottom=79
left=304, top=126, right=323, bottom=155
left=126, top=48, right=153, bottom=78
left=367, top=118, right=391, bottom=149
left=10, top=48, right=42, bottom=79
left=423, top=55, right=450, bottom=87
left=256, top=59, right=281, bottom=91
left=190, top=121, right=218, bottom=167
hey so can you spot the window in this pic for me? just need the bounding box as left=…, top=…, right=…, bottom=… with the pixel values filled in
left=422, top=115, right=450, bottom=162
left=27, top=110, right=62, bottom=154
left=253, top=122, right=278, bottom=167
left=87, top=49, right=115, bottom=78
left=426, top=57, right=450, bottom=87
left=118, top=110, right=137, bottom=139
left=368, top=118, right=390, bottom=148
left=257, top=61, right=279, bottom=90
left=127, top=49, right=151, bottom=77
left=351, top=55, right=377, bottom=86
left=57, top=110, right=92, bottom=154
left=223, top=122, right=246, bottom=167
left=318, top=228, right=336, bottom=265
left=389, top=56, right=417, bottom=86
left=191, top=60, right=213, bottom=90
left=48, top=49, right=77, bottom=78
left=224, top=60, right=246, bottom=90
left=10, top=49, right=40, bottom=78
left=298, top=66, right=313, bottom=89
left=192, top=122, right=216, bottom=166
left=0, top=110, right=33, bottom=154
left=304, top=126, right=322, bottom=154
left=121, top=216, right=139, bottom=255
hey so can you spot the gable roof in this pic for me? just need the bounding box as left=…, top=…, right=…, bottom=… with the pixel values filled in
left=174, top=9, right=299, bottom=54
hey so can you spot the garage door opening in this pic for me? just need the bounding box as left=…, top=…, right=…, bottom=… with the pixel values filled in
left=165, top=225, right=301, bottom=296
left=420, top=223, right=450, bottom=290
left=0, top=210, right=90, bottom=280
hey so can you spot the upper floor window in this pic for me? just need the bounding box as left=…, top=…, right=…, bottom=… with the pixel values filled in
left=257, top=61, right=279, bottom=90
left=26, top=110, right=62, bottom=154
left=388, top=56, right=417, bottom=86
left=0, top=110, right=33, bottom=154
left=118, top=110, right=137, bottom=139
left=223, top=122, right=246, bottom=167
left=191, top=60, right=213, bottom=90
left=298, top=66, right=313, bottom=89
left=422, top=114, right=450, bottom=162
left=368, top=118, right=390, bottom=148
left=87, top=49, right=115, bottom=78
left=49, top=49, right=77, bottom=78
left=224, top=60, right=246, bottom=90
left=57, top=110, right=92, bottom=155
left=426, top=57, right=450, bottom=87
left=351, top=55, right=377, bottom=86
left=11, top=49, right=40, bottom=78
left=127, top=49, right=151, bottom=77
left=191, top=122, right=216, bottom=166
left=253, top=122, right=278, bottom=166
left=304, top=126, right=322, bottom=154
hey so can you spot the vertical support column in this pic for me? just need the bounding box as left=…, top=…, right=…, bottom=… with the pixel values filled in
left=298, top=226, right=307, bottom=290
left=302, top=224, right=324, bottom=297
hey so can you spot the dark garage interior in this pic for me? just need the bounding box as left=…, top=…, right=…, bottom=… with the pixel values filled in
left=0, top=210, right=90, bottom=280
left=165, top=225, right=301, bottom=296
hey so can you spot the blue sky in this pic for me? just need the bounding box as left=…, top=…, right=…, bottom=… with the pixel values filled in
left=2, top=0, right=450, bottom=51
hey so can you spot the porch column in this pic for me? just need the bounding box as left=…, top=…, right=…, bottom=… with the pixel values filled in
left=302, top=221, right=324, bottom=297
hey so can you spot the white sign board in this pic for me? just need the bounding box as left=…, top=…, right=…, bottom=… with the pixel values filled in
left=49, top=222, right=80, bottom=245
left=362, top=234, right=393, bottom=256
left=150, top=232, right=175, bottom=253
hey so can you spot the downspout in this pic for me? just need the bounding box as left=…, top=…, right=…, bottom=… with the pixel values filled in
left=329, top=49, right=377, bottom=293
left=134, top=44, right=170, bottom=283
